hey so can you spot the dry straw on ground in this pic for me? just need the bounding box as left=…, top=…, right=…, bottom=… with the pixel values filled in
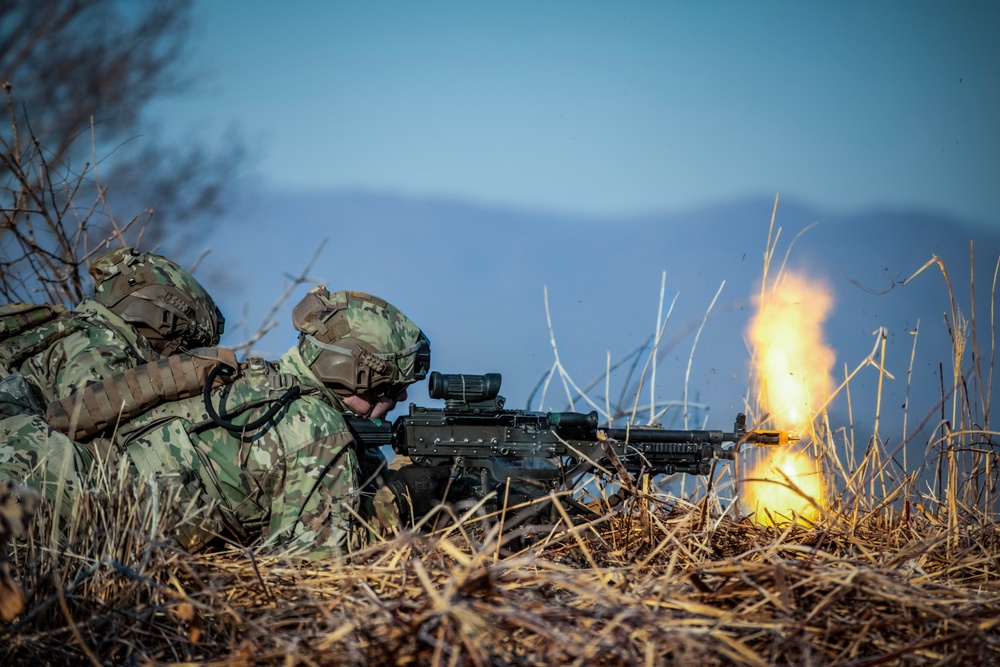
left=1, top=456, right=998, bottom=666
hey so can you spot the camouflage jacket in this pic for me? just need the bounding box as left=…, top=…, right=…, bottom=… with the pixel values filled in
left=277, top=345, right=390, bottom=494
left=114, top=355, right=364, bottom=558
left=3, top=299, right=161, bottom=405
left=1, top=300, right=160, bottom=512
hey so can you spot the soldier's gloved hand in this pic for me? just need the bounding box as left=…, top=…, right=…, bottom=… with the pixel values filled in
left=388, top=465, right=452, bottom=523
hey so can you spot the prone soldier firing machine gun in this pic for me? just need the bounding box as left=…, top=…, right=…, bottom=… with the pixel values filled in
left=347, top=372, right=797, bottom=522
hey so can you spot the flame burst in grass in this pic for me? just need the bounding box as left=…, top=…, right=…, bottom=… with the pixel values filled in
left=740, top=270, right=834, bottom=526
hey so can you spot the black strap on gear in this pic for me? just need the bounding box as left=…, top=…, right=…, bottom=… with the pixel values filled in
left=203, top=363, right=302, bottom=434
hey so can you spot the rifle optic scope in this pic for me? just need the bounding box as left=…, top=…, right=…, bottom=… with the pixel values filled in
left=428, top=371, right=502, bottom=403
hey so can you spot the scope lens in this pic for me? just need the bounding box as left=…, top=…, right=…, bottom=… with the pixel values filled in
left=428, top=372, right=502, bottom=402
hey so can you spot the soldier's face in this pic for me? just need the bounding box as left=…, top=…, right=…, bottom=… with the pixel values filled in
left=369, top=388, right=407, bottom=419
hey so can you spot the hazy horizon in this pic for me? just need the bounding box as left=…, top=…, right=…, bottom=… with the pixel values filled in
left=199, top=188, right=999, bottom=469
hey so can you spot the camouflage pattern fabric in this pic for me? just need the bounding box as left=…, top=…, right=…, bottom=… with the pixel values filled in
left=293, top=287, right=429, bottom=396
left=276, top=343, right=344, bottom=407
left=0, top=295, right=160, bottom=538
left=114, top=356, right=364, bottom=557
left=288, top=287, right=428, bottom=535
left=293, top=288, right=424, bottom=362
left=278, top=345, right=398, bottom=538
left=0, top=286, right=413, bottom=557
left=0, top=302, right=68, bottom=344
left=12, top=342, right=396, bottom=558
left=0, top=413, right=95, bottom=517
left=6, top=300, right=160, bottom=405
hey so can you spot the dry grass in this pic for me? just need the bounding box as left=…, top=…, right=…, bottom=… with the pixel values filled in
left=1, top=463, right=998, bottom=666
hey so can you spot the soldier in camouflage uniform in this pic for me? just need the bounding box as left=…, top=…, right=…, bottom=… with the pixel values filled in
left=4, top=246, right=224, bottom=403
left=99, top=287, right=429, bottom=557
left=0, top=246, right=224, bottom=510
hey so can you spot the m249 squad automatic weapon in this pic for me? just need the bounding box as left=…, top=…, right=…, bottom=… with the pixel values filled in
left=346, top=372, right=795, bottom=517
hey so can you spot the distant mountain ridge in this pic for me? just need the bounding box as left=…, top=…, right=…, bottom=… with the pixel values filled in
left=212, top=188, right=1000, bottom=458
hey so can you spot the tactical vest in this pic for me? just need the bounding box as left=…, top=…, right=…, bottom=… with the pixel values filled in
left=114, top=358, right=309, bottom=549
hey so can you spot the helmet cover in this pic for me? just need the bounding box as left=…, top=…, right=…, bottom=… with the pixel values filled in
left=293, top=287, right=429, bottom=397
left=89, top=246, right=224, bottom=351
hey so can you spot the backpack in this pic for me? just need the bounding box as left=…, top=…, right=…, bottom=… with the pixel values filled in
left=0, top=303, right=71, bottom=375
left=0, top=303, right=68, bottom=339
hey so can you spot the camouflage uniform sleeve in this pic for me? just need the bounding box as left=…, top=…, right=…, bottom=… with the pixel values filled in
left=20, top=326, right=147, bottom=404
left=0, top=413, right=93, bottom=517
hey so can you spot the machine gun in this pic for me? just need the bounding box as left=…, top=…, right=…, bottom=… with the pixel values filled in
left=346, top=372, right=794, bottom=519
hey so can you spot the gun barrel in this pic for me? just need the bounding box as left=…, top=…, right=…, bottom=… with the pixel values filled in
left=548, top=411, right=599, bottom=430
left=344, top=417, right=393, bottom=449
left=603, top=427, right=734, bottom=445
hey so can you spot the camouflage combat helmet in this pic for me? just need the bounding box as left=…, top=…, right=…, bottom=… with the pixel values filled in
left=292, top=287, right=430, bottom=398
left=89, top=246, right=225, bottom=354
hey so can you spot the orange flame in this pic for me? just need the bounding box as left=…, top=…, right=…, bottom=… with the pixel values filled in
left=739, top=446, right=828, bottom=526
left=749, top=271, right=835, bottom=433
left=740, top=270, right=834, bottom=525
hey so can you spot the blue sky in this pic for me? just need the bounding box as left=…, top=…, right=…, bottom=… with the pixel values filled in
left=157, top=1, right=1000, bottom=230
left=137, top=1, right=1000, bottom=441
